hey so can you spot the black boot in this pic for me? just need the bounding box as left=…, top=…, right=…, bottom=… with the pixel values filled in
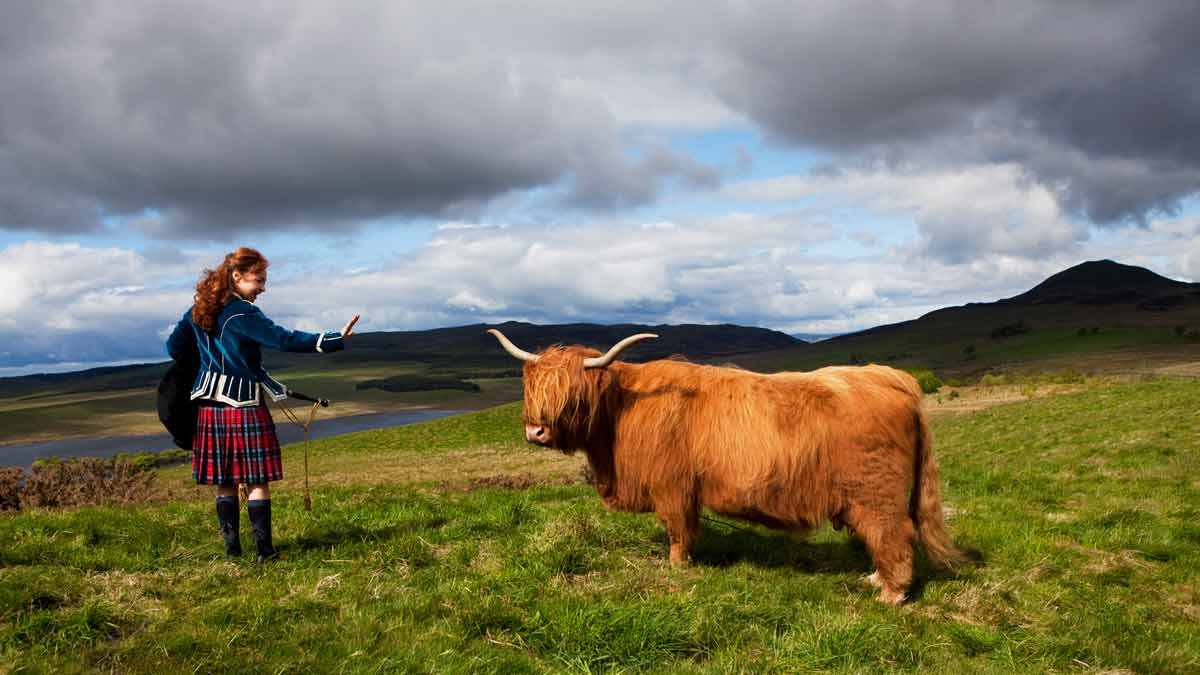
left=247, top=499, right=277, bottom=562
left=216, top=495, right=241, bottom=557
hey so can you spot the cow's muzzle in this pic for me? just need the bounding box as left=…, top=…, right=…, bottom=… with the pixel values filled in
left=524, top=424, right=551, bottom=446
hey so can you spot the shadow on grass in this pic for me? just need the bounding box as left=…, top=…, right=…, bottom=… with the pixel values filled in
left=288, top=523, right=410, bottom=551
left=692, top=522, right=984, bottom=595
left=692, top=524, right=874, bottom=575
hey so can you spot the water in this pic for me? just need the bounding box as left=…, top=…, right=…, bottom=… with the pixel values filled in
left=0, top=409, right=460, bottom=468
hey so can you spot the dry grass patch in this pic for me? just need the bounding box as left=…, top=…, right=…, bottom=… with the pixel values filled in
left=272, top=443, right=586, bottom=490
left=1080, top=549, right=1156, bottom=576
left=939, top=580, right=1027, bottom=629
left=469, top=541, right=505, bottom=576
left=460, top=472, right=581, bottom=492
left=1169, top=585, right=1200, bottom=622
left=926, top=383, right=1093, bottom=416
left=1152, top=360, right=1200, bottom=377
left=89, top=570, right=172, bottom=623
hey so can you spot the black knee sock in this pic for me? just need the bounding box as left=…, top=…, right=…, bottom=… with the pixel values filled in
left=247, top=499, right=275, bottom=560
left=216, top=495, right=241, bottom=556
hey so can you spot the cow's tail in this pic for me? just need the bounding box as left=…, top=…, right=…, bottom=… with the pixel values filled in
left=910, top=409, right=970, bottom=570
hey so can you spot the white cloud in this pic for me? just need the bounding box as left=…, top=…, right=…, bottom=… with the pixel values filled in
left=2, top=202, right=1196, bottom=370
left=256, top=210, right=1088, bottom=340
left=0, top=242, right=198, bottom=365
left=729, top=163, right=1086, bottom=262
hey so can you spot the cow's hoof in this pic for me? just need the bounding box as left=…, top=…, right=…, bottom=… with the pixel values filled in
left=667, top=541, right=693, bottom=566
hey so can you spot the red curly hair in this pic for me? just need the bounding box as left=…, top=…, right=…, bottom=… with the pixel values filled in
left=191, top=247, right=269, bottom=332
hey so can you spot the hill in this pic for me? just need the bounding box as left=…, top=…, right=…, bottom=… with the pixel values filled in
left=291, top=320, right=800, bottom=368
left=0, top=322, right=799, bottom=399
left=732, top=260, right=1200, bottom=378
left=1001, top=259, right=1197, bottom=307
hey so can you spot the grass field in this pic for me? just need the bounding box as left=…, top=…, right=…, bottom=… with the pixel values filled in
left=2, top=377, right=1199, bottom=673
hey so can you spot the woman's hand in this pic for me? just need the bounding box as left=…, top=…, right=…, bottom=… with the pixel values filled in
left=342, top=314, right=360, bottom=338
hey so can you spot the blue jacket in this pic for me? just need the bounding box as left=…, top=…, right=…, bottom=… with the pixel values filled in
left=166, top=296, right=345, bottom=407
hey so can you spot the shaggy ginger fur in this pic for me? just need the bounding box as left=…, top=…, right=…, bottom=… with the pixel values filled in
left=516, top=344, right=968, bottom=605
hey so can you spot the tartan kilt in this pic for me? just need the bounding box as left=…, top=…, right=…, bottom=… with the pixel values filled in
left=192, top=403, right=283, bottom=485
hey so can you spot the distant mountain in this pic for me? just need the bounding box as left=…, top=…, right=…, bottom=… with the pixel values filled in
left=726, top=258, right=1200, bottom=378
left=310, top=321, right=800, bottom=368
left=827, top=259, right=1200, bottom=344
left=0, top=322, right=799, bottom=396
left=1000, top=259, right=1196, bottom=306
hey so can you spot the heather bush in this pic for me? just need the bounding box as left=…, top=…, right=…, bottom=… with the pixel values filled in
left=0, top=458, right=157, bottom=511
left=0, top=466, right=22, bottom=511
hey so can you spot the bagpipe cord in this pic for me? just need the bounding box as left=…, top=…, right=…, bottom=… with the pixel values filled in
left=270, top=399, right=322, bottom=511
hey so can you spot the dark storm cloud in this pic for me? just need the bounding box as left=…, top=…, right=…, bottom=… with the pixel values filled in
left=712, top=0, right=1200, bottom=223
left=0, top=2, right=715, bottom=237
left=3, top=1, right=1197, bottom=237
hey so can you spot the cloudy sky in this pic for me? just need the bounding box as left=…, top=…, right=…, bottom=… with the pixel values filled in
left=3, top=1, right=1199, bottom=374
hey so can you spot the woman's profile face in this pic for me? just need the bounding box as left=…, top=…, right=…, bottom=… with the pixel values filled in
left=232, top=268, right=267, bottom=302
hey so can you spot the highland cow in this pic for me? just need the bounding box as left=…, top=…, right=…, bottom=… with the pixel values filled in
left=488, top=329, right=969, bottom=604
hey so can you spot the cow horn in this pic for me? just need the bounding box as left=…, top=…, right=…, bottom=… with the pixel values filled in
left=583, top=333, right=658, bottom=368
left=487, top=329, right=539, bottom=362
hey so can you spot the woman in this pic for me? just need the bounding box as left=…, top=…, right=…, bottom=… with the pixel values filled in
left=166, top=247, right=359, bottom=561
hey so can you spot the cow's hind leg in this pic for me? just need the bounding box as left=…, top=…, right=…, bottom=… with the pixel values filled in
left=848, top=507, right=916, bottom=605
left=655, top=498, right=700, bottom=566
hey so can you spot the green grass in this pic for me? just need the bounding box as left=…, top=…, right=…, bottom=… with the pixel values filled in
left=2, top=379, right=1199, bottom=672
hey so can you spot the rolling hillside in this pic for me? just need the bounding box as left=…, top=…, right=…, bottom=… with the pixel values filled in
left=733, top=260, right=1200, bottom=377
left=0, top=322, right=799, bottom=400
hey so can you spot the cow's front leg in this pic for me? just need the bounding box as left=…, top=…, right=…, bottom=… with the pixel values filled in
left=655, top=499, right=700, bottom=566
